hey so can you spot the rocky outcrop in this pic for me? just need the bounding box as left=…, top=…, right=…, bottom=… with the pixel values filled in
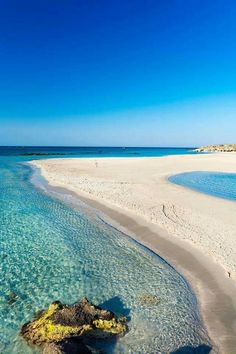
left=21, top=298, right=127, bottom=352
left=194, top=144, right=236, bottom=152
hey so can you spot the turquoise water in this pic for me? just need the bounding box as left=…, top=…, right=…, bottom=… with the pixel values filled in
left=0, top=148, right=211, bottom=353
left=0, top=146, right=196, bottom=158
left=169, top=171, right=236, bottom=202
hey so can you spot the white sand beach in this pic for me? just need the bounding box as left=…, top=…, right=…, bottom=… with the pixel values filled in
left=31, top=153, right=236, bottom=353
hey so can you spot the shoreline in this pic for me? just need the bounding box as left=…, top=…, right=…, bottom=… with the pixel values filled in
left=53, top=190, right=236, bottom=354
left=30, top=155, right=236, bottom=353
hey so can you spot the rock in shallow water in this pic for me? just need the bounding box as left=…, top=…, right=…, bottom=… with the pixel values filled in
left=138, top=294, right=160, bottom=307
left=21, top=297, right=127, bottom=352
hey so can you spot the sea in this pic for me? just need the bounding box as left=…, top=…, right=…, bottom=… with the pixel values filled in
left=0, top=147, right=212, bottom=353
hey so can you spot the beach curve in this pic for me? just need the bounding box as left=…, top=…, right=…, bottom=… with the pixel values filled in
left=30, top=153, right=236, bottom=353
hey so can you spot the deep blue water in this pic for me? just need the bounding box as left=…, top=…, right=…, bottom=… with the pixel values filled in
left=0, top=146, right=196, bottom=158
left=0, top=147, right=211, bottom=353
left=169, top=171, right=236, bottom=202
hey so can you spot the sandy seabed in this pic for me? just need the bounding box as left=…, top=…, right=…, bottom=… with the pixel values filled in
left=31, top=153, right=236, bottom=353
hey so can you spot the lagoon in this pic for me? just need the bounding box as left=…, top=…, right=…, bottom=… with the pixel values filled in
left=169, top=171, right=236, bottom=202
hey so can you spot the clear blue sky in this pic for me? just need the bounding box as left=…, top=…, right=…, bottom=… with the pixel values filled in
left=1, top=0, right=236, bottom=146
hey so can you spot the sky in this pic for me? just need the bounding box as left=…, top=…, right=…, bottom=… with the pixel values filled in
left=0, top=0, right=236, bottom=146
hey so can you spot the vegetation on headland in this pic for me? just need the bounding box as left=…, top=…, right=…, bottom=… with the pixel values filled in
left=194, top=144, right=236, bottom=152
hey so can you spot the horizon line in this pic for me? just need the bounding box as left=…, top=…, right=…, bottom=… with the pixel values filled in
left=0, top=145, right=197, bottom=149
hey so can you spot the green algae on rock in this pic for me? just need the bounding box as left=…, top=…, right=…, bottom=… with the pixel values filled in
left=21, top=298, right=127, bottom=349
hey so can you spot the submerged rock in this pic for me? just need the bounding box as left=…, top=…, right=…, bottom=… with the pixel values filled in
left=7, top=291, right=18, bottom=305
left=138, top=294, right=160, bottom=306
left=21, top=297, right=127, bottom=351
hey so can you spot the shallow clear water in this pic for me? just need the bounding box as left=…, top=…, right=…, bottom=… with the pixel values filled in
left=169, top=171, right=236, bottom=202
left=0, top=148, right=211, bottom=353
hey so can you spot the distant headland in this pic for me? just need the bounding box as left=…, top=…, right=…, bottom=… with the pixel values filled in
left=195, top=144, right=236, bottom=152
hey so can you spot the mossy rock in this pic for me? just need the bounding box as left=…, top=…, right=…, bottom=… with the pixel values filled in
left=21, top=298, right=127, bottom=347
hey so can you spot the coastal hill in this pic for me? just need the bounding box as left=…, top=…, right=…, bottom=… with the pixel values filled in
left=195, top=144, right=236, bottom=152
